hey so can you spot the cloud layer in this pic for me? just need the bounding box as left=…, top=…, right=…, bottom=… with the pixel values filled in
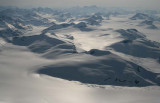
left=0, top=0, right=160, bottom=9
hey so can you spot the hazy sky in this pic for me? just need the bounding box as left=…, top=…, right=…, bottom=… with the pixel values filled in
left=0, top=0, right=160, bottom=9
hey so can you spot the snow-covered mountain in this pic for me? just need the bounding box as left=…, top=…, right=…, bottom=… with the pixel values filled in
left=130, top=13, right=160, bottom=29
left=0, top=7, right=160, bottom=103
left=140, top=20, right=158, bottom=29
left=130, top=13, right=154, bottom=20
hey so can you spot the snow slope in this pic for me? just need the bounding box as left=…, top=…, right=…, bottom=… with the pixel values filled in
left=0, top=7, right=160, bottom=103
left=0, top=43, right=160, bottom=103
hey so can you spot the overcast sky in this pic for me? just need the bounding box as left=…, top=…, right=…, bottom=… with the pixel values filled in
left=0, top=0, right=160, bottom=9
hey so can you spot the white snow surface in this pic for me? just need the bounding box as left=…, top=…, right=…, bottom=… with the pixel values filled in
left=0, top=13, right=160, bottom=103
left=24, top=25, right=48, bottom=36
left=0, top=43, right=160, bottom=103
left=99, top=15, right=160, bottom=42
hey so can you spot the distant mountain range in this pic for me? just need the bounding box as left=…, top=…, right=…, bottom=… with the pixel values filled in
left=0, top=7, right=160, bottom=87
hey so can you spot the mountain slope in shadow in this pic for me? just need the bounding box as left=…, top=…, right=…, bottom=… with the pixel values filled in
left=37, top=49, right=160, bottom=87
